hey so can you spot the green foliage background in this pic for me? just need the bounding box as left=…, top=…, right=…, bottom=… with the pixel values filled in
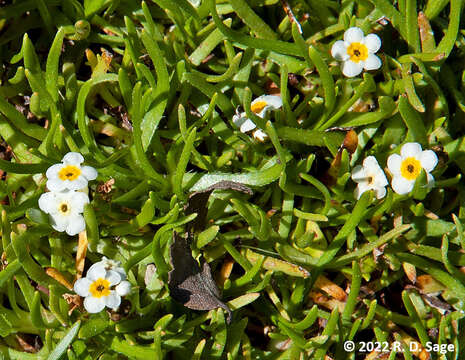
left=1, top=0, right=465, bottom=358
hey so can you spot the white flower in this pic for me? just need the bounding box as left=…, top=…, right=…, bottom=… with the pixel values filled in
left=38, top=190, right=89, bottom=235
left=74, top=265, right=131, bottom=313
left=46, top=152, right=98, bottom=191
left=88, top=257, right=126, bottom=282
left=351, top=156, right=388, bottom=199
left=232, top=95, right=282, bottom=140
left=387, top=142, right=438, bottom=195
left=252, top=129, right=268, bottom=142
left=331, top=27, right=382, bottom=77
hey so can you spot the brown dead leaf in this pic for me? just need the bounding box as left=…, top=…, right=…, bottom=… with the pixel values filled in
left=218, top=257, right=234, bottom=287
left=185, top=181, right=252, bottom=232
left=63, top=293, right=83, bottom=315
left=309, top=290, right=345, bottom=312
left=314, top=275, right=347, bottom=301
left=322, top=129, right=358, bottom=186
left=46, top=268, right=73, bottom=290
left=168, top=232, right=232, bottom=323
left=421, top=294, right=451, bottom=314
left=75, top=231, right=88, bottom=280
left=265, top=80, right=280, bottom=95
left=97, top=178, right=115, bottom=194
left=342, top=129, right=358, bottom=154
left=16, top=334, right=40, bottom=353
left=403, top=262, right=417, bottom=284
left=418, top=11, right=436, bottom=51
left=416, top=275, right=446, bottom=294
left=423, top=209, right=439, bottom=220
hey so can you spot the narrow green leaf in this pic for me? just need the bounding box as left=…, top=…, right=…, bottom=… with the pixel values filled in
left=174, top=127, right=196, bottom=199
left=207, top=0, right=301, bottom=56
left=317, top=191, right=372, bottom=267
left=229, top=0, right=276, bottom=39
left=47, top=321, right=81, bottom=360
left=83, top=204, right=99, bottom=252
left=227, top=293, right=260, bottom=310
left=189, top=19, right=230, bottom=66
left=0, top=259, right=21, bottom=288
left=308, top=45, right=336, bottom=117
left=45, top=28, right=65, bottom=102
left=77, top=74, right=119, bottom=161
left=435, top=0, right=463, bottom=56
left=140, top=29, right=170, bottom=150
left=398, top=95, right=427, bottom=144
left=405, top=0, right=421, bottom=52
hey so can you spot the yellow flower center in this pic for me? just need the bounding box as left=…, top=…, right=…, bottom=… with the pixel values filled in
left=58, top=202, right=70, bottom=214
left=58, top=165, right=81, bottom=181
left=400, top=157, right=421, bottom=181
left=89, top=278, right=111, bottom=298
left=347, top=42, right=369, bottom=62
left=251, top=100, right=268, bottom=114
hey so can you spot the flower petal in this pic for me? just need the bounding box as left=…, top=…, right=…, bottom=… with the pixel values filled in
left=115, top=281, right=131, bottom=296
left=342, top=60, right=364, bottom=77
left=115, top=267, right=127, bottom=281
left=419, top=150, right=438, bottom=173
left=331, top=40, right=349, bottom=61
left=240, top=119, right=256, bottom=133
left=74, top=278, right=92, bottom=297
left=253, top=95, right=282, bottom=110
left=87, top=262, right=106, bottom=276
left=363, top=33, right=381, bottom=53
left=81, top=166, right=98, bottom=181
left=344, top=27, right=364, bottom=43
left=69, top=192, right=90, bottom=213
left=50, top=214, right=69, bottom=232
left=84, top=296, right=106, bottom=313
left=374, top=170, right=389, bottom=187
left=363, top=54, right=382, bottom=71
left=387, top=154, right=402, bottom=175
left=232, top=113, right=246, bottom=128
left=105, top=270, right=122, bottom=286
left=45, top=164, right=63, bottom=179
left=401, top=142, right=422, bottom=159
left=374, top=186, right=387, bottom=199
left=104, top=291, right=121, bottom=310
left=62, top=152, right=84, bottom=165
left=67, top=177, right=88, bottom=191
left=253, top=129, right=268, bottom=142
left=351, top=165, right=367, bottom=183
left=363, top=156, right=380, bottom=170
left=46, top=178, right=67, bottom=192
left=391, top=176, right=414, bottom=195
left=354, top=182, right=370, bottom=199
left=426, top=173, right=435, bottom=187
left=65, top=215, right=86, bottom=236
left=87, top=265, right=106, bottom=281
left=38, top=192, right=56, bottom=214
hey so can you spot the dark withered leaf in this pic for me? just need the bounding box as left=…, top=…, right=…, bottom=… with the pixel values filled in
left=185, top=181, right=253, bottom=231
left=168, top=232, right=232, bottom=323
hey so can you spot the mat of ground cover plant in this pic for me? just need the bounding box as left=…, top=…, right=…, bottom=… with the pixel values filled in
left=1, top=0, right=465, bottom=359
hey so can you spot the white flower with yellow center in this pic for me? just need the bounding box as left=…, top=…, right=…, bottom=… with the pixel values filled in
left=351, top=156, right=388, bottom=199
left=38, top=190, right=89, bottom=235
left=74, top=265, right=131, bottom=313
left=232, top=95, right=282, bottom=141
left=46, top=152, right=98, bottom=191
left=387, top=142, right=438, bottom=195
left=88, top=257, right=127, bottom=282
left=331, top=27, right=382, bottom=77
